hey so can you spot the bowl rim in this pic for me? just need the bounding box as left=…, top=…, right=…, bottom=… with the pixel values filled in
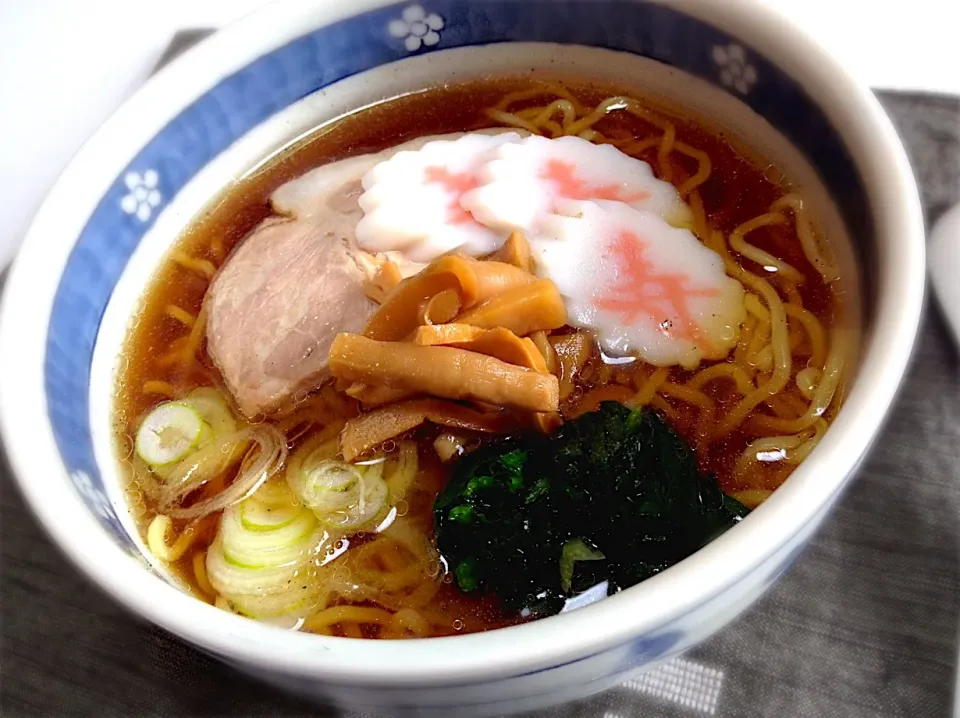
left=0, top=0, right=925, bottom=686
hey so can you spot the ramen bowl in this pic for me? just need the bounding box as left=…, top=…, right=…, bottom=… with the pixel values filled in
left=0, top=0, right=924, bottom=715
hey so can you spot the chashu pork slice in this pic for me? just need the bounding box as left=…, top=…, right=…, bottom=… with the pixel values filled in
left=205, top=217, right=374, bottom=417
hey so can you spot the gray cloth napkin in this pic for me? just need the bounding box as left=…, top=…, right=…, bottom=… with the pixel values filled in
left=2, top=31, right=959, bottom=718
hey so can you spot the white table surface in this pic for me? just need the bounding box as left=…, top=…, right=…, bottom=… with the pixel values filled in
left=1, top=0, right=958, bottom=269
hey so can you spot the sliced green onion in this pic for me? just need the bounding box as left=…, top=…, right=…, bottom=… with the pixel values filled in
left=240, top=497, right=302, bottom=531
left=207, top=535, right=309, bottom=596
left=207, top=535, right=326, bottom=620
left=159, top=425, right=286, bottom=521
left=254, top=477, right=298, bottom=507
left=290, top=458, right=390, bottom=531
left=559, top=538, right=605, bottom=593
left=137, top=388, right=242, bottom=482
left=220, top=499, right=320, bottom=569
left=206, top=480, right=329, bottom=620
left=303, top=461, right=365, bottom=512
left=323, top=473, right=389, bottom=531
left=227, top=579, right=322, bottom=619
left=184, top=387, right=237, bottom=436
left=135, top=402, right=210, bottom=467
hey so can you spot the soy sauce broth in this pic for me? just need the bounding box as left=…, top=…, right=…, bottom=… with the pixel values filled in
left=114, top=76, right=845, bottom=635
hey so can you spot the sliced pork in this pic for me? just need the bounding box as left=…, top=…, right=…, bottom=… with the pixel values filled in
left=206, top=218, right=374, bottom=417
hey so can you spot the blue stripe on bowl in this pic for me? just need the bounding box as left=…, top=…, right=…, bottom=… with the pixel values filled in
left=44, top=0, right=869, bottom=572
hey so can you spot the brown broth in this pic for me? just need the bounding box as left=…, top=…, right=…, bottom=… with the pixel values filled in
left=115, top=76, right=846, bottom=636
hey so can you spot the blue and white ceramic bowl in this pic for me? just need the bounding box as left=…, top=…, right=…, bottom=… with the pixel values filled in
left=0, top=1, right=924, bottom=715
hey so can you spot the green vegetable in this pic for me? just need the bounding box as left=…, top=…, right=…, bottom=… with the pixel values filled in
left=136, top=388, right=243, bottom=481
left=135, top=402, right=210, bottom=467
left=182, top=387, right=239, bottom=437
left=559, top=539, right=605, bottom=593
left=206, top=479, right=327, bottom=619
left=434, top=402, right=750, bottom=616
left=288, top=456, right=390, bottom=531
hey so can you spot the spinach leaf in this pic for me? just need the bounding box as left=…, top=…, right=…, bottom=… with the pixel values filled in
left=434, top=402, right=750, bottom=616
